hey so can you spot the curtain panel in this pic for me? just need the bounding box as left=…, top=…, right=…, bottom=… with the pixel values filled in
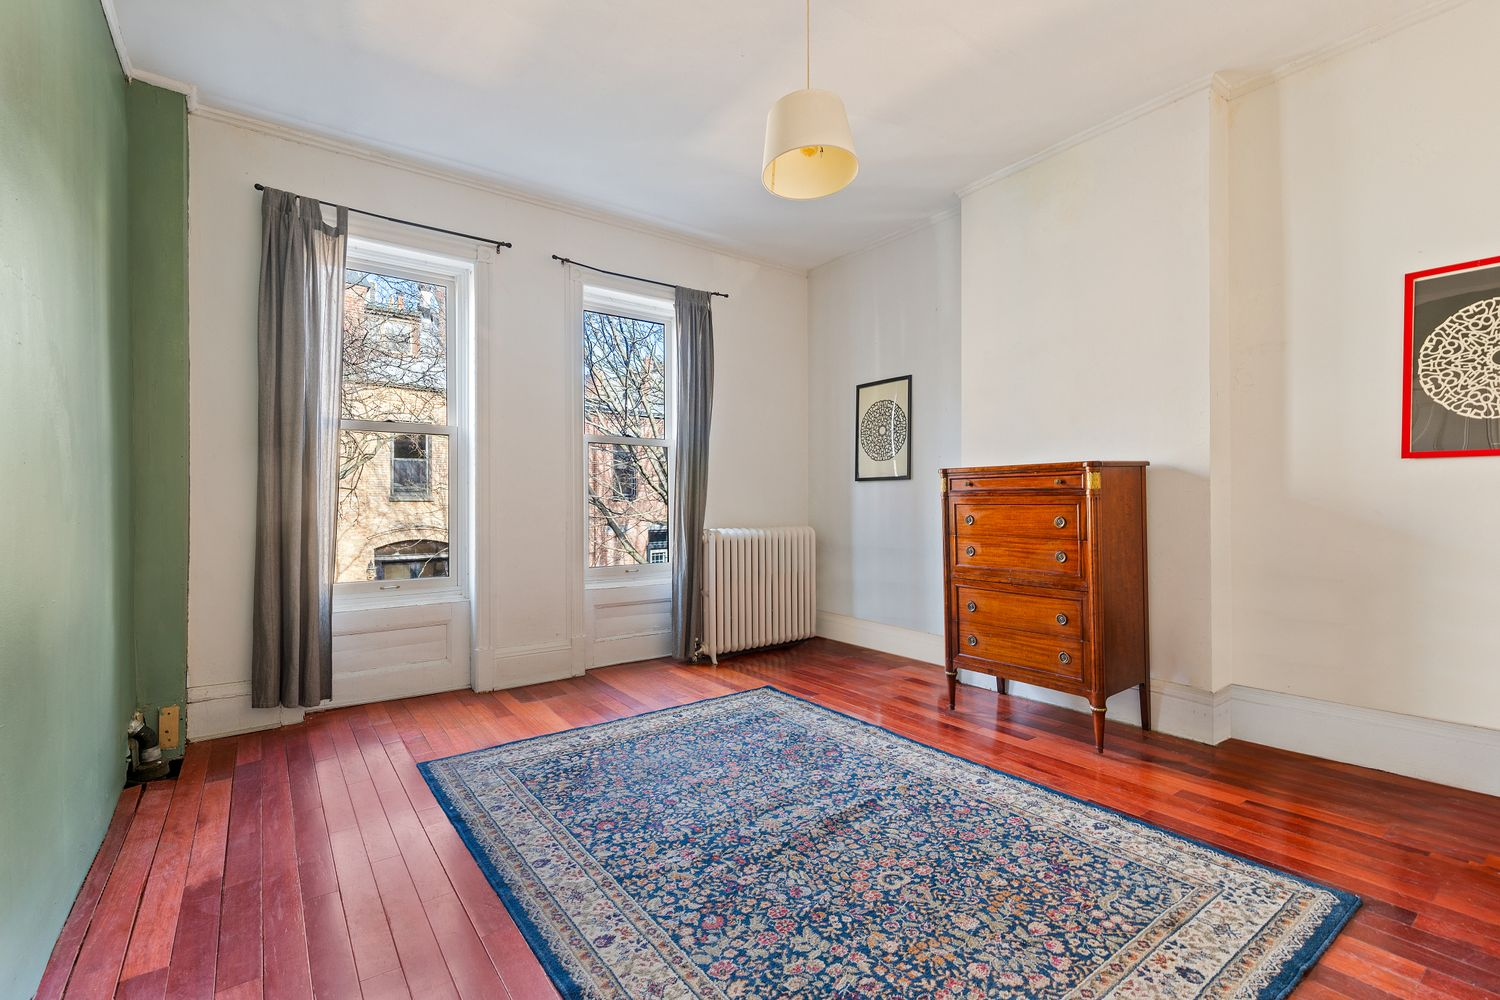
left=251, top=188, right=348, bottom=708
left=671, top=288, right=715, bottom=660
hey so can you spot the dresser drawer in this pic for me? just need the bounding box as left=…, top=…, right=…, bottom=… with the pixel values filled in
left=953, top=535, right=1083, bottom=579
left=956, top=585, right=1084, bottom=639
left=948, top=471, right=1084, bottom=493
left=954, top=625, right=1084, bottom=680
left=954, top=501, right=1083, bottom=539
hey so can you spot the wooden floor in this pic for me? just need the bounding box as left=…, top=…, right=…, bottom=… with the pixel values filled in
left=35, top=639, right=1500, bottom=999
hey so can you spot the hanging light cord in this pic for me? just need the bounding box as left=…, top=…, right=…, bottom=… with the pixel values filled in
left=805, top=0, right=811, bottom=90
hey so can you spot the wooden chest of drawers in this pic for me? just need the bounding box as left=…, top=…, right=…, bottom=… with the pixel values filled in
left=942, top=462, right=1150, bottom=752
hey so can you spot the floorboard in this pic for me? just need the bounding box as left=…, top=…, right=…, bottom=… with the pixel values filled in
left=33, top=639, right=1500, bottom=998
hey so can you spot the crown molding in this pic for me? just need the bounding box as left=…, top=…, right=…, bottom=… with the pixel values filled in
left=98, top=0, right=200, bottom=109
left=956, top=0, right=1474, bottom=200
left=813, top=204, right=960, bottom=273
left=1213, top=0, right=1474, bottom=101
left=130, top=70, right=200, bottom=111
left=191, top=103, right=807, bottom=278
left=96, top=0, right=801, bottom=274
left=103, top=0, right=1472, bottom=270
left=956, top=75, right=1217, bottom=200
left=98, top=0, right=130, bottom=76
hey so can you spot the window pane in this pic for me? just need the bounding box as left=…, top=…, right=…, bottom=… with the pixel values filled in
left=343, top=269, right=448, bottom=424
left=337, top=430, right=449, bottom=583
left=587, top=442, right=667, bottom=567
left=583, top=310, right=666, bottom=440
left=390, top=434, right=430, bottom=500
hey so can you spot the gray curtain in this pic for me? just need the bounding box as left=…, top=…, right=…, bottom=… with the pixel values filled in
left=671, top=288, right=715, bottom=661
left=252, top=188, right=348, bottom=708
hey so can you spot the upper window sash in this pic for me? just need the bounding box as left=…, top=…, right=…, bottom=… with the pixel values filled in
left=342, top=247, right=457, bottom=431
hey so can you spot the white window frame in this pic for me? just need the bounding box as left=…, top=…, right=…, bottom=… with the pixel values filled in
left=579, top=280, right=675, bottom=585
left=335, top=235, right=473, bottom=608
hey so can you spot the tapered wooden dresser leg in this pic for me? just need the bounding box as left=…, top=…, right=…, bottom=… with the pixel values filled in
left=946, top=668, right=957, bottom=710
left=997, top=677, right=1007, bottom=696
left=1090, top=705, right=1106, bottom=753
left=1139, top=683, right=1151, bottom=733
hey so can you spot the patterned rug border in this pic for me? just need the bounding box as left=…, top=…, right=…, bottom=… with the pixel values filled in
left=418, top=685, right=1361, bottom=1000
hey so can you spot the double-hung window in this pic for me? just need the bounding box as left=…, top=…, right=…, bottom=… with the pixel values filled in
left=582, top=286, right=673, bottom=579
left=336, top=238, right=470, bottom=598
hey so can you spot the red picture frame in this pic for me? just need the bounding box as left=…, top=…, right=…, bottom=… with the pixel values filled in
left=1402, top=253, right=1500, bottom=458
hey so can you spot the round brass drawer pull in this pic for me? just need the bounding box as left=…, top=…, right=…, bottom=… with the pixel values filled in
left=964, top=514, right=975, bottom=526
left=965, top=545, right=977, bottom=557
left=966, top=601, right=977, bottom=613
left=1054, top=478, right=1066, bottom=485
left=966, top=634, right=978, bottom=647
left=1054, top=515, right=1067, bottom=528
left=1055, top=613, right=1068, bottom=625
left=1054, top=551, right=1067, bottom=563
left=1058, top=651, right=1072, bottom=665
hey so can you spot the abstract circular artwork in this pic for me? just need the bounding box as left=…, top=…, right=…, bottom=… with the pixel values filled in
left=858, top=398, right=909, bottom=462
left=1418, top=296, right=1500, bottom=419
left=855, top=375, right=912, bottom=479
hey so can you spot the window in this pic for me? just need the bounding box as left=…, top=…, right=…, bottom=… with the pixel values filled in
left=390, top=434, right=431, bottom=500
left=646, top=526, right=669, bottom=564
left=372, top=538, right=449, bottom=580
left=582, top=290, right=672, bottom=574
left=612, top=444, right=639, bottom=501
left=336, top=241, right=470, bottom=599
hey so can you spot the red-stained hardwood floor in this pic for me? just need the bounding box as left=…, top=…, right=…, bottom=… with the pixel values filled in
left=35, top=639, right=1500, bottom=999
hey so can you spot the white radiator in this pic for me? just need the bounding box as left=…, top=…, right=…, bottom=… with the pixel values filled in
left=700, top=527, right=816, bottom=663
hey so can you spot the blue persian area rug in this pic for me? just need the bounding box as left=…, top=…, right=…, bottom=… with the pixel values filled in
left=420, top=687, right=1358, bottom=999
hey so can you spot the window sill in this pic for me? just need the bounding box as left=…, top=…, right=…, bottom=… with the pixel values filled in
left=585, top=573, right=670, bottom=593
left=334, top=587, right=468, bottom=613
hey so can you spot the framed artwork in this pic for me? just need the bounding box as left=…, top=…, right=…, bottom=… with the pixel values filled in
left=855, top=375, right=911, bottom=481
left=1403, top=253, right=1500, bottom=458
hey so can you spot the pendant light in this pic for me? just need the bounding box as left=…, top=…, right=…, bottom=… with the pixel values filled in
left=761, top=0, right=858, bottom=200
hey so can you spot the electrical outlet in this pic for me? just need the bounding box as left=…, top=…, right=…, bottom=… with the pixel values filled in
left=158, top=705, right=180, bottom=750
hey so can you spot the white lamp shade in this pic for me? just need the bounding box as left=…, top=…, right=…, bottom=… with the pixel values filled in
left=761, top=88, right=858, bottom=199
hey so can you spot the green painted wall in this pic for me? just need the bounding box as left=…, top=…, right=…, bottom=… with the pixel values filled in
left=1, top=3, right=191, bottom=994
left=128, top=83, right=190, bottom=747
left=0, top=0, right=133, bottom=994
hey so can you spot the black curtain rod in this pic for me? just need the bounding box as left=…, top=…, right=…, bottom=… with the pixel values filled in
left=254, top=184, right=512, bottom=250
left=551, top=255, right=729, bottom=298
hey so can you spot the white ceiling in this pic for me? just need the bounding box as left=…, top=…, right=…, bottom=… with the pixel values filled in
left=116, top=0, right=1450, bottom=269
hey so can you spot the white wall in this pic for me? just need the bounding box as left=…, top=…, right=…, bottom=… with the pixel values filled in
left=180, top=0, right=1500, bottom=780
left=187, top=111, right=807, bottom=737
left=960, top=92, right=1216, bottom=702
left=808, top=215, right=961, bottom=639
left=810, top=3, right=1500, bottom=764
left=1226, top=0, right=1500, bottom=731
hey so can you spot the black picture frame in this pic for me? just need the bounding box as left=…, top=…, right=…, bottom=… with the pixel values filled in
left=854, top=375, right=912, bottom=481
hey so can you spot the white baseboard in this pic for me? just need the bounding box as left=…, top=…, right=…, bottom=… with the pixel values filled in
left=482, top=639, right=584, bottom=690
left=1228, top=684, right=1500, bottom=797
left=817, top=612, right=943, bottom=664
left=590, top=630, right=672, bottom=668
left=817, top=612, right=1222, bottom=744
left=184, top=673, right=472, bottom=740
left=188, top=636, right=584, bottom=741
left=186, top=680, right=305, bottom=740
left=819, top=612, right=1499, bottom=796
left=955, top=671, right=1229, bottom=745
